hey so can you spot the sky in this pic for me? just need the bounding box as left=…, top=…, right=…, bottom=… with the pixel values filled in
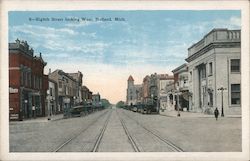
left=9, top=10, right=241, bottom=104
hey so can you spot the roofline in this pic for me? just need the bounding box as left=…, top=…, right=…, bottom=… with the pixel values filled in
left=172, top=63, right=187, bottom=73
left=188, top=28, right=240, bottom=50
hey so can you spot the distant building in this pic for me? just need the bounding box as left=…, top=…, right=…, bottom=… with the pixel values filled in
left=156, top=74, right=174, bottom=110
left=68, top=71, right=83, bottom=104
left=186, top=28, right=241, bottom=115
left=45, top=78, right=59, bottom=116
left=164, top=82, right=175, bottom=111
left=142, top=75, right=150, bottom=103
left=82, top=86, right=93, bottom=104
left=126, top=75, right=142, bottom=106
left=49, top=69, right=78, bottom=112
left=172, top=63, right=189, bottom=111
left=92, top=93, right=101, bottom=106
left=9, top=39, right=48, bottom=121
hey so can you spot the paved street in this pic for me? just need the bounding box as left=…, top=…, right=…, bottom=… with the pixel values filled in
left=9, top=108, right=241, bottom=152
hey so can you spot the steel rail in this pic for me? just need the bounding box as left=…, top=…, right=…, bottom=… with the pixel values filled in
left=92, top=110, right=112, bottom=152
left=121, top=109, right=184, bottom=152
left=116, top=110, right=140, bottom=152
left=53, top=110, right=109, bottom=152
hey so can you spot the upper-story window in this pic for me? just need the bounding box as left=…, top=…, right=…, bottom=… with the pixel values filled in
left=231, top=59, right=240, bottom=73
left=189, top=71, right=192, bottom=82
left=39, top=77, right=42, bottom=89
left=50, top=87, right=53, bottom=96
left=209, top=62, right=213, bottom=76
left=200, top=66, right=206, bottom=79
left=59, top=81, right=62, bottom=88
left=231, top=84, right=240, bottom=105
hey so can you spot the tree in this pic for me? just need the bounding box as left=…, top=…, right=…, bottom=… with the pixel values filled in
left=116, top=101, right=125, bottom=108
left=101, top=99, right=111, bottom=108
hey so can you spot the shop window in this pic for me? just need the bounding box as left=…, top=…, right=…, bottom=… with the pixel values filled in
left=231, top=84, right=241, bottom=105
left=231, top=59, right=240, bottom=73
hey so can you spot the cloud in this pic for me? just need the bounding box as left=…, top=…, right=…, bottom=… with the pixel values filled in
left=64, top=19, right=102, bottom=28
left=10, top=24, right=109, bottom=56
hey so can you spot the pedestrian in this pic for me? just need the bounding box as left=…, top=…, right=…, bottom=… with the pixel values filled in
left=214, top=107, right=219, bottom=120
left=32, top=105, right=36, bottom=118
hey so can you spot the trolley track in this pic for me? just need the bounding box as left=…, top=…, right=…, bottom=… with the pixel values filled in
left=53, top=110, right=110, bottom=152
left=120, top=109, right=184, bottom=152
left=116, top=110, right=141, bottom=152
left=92, top=110, right=112, bottom=152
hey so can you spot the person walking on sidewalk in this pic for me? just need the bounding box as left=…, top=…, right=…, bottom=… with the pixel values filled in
left=214, top=107, right=219, bottom=120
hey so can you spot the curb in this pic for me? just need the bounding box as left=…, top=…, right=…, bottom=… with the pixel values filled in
left=159, top=113, right=241, bottom=118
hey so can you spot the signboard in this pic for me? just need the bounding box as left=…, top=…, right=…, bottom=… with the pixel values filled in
left=63, top=98, right=70, bottom=103
left=10, top=113, right=19, bottom=119
left=9, top=87, right=18, bottom=94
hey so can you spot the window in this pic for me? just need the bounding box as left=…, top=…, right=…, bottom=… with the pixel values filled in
left=33, top=75, right=36, bottom=88
left=24, top=71, right=28, bottom=86
left=209, top=62, right=213, bottom=76
left=189, top=71, right=192, bottom=82
left=209, top=92, right=213, bottom=107
left=20, top=71, right=24, bottom=85
left=231, top=59, right=240, bottom=72
left=40, top=77, right=42, bottom=89
left=201, top=66, right=206, bottom=79
left=59, top=81, right=62, bottom=88
left=28, top=73, right=31, bottom=87
left=231, top=84, right=240, bottom=105
left=50, top=87, right=53, bottom=96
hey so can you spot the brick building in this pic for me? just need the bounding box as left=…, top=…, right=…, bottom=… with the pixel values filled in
left=9, top=39, right=48, bottom=121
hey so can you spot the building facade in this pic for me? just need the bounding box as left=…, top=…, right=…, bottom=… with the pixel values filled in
left=9, top=39, right=48, bottom=121
left=186, top=28, right=241, bottom=115
left=81, top=86, right=93, bottom=104
left=68, top=71, right=83, bottom=105
left=157, top=74, right=174, bottom=110
left=126, top=75, right=142, bottom=106
left=45, top=79, right=59, bottom=117
left=92, top=93, right=101, bottom=106
left=172, top=63, right=189, bottom=111
left=49, top=69, right=78, bottom=114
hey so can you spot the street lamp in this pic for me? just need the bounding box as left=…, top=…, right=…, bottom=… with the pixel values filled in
left=217, top=87, right=227, bottom=117
left=174, top=85, right=181, bottom=117
left=176, top=91, right=181, bottom=117
left=47, top=96, right=51, bottom=120
left=73, top=96, right=76, bottom=106
left=24, top=99, right=28, bottom=119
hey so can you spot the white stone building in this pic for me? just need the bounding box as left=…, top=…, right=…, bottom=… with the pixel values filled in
left=186, top=28, right=241, bottom=115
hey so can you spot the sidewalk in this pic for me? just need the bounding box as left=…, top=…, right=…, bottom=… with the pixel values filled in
left=10, top=114, right=64, bottom=124
left=159, top=110, right=241, bottom=118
